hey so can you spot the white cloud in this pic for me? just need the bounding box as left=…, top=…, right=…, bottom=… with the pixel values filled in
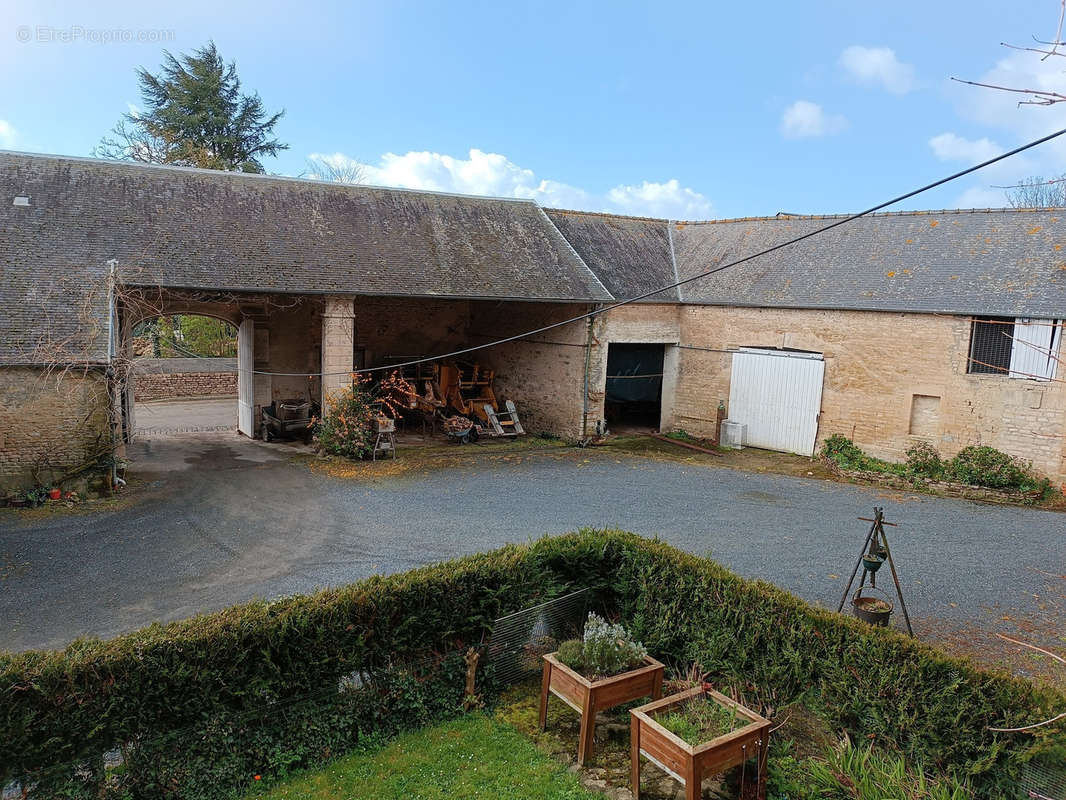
left=839, top=46, right=916, bottom=94
left=606, top=179, right=714, bottom=219
left=954, top=185, right=1008, bottom=208
left=0, top=119, right=17, bottom=149
left=928, top=132, right=1002, bottom=163
left=306, top=148, right=713, bottom=218
left=780, top=100, right=847, bottom=139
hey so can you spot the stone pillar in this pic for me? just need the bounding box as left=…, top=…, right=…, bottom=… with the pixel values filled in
left=660, top=343, right=680, bottom=433
left=321, top=296, right=355, bottom=413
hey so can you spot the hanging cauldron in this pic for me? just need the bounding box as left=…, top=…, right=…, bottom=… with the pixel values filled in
left=851, top=586, right=894, bottom=627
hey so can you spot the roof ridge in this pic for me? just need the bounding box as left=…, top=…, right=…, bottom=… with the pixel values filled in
left=0, top=148, right=540, bottom=206
left=534, top=205, right=616, bottom=302
left=6, top=150, right=1064, bottom=221
left=544, top=207, right=670, bottom=223
left=679, top=207, right=1066, bottom=225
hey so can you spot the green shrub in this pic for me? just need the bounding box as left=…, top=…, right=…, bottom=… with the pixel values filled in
left=821, top=433, right=866, bottom=467
left=555, top=639, right=585, bottom=671
left=906, top=440, right=944, bottom=479
left=946, top=445, right=1038, bottom=490
left=821, top=434, right=906, bottom=475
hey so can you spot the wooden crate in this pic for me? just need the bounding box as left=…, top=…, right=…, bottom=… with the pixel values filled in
left=630, top=687, right=770, bottom=800
left=539, top=653, right=664, bottom=765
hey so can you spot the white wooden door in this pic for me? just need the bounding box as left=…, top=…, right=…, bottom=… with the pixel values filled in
left=727, top=348, right=824, bottom=456
left=237, top=318, right=254, bottom=436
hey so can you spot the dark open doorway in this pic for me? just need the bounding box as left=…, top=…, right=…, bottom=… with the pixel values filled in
left=604, top=343, right=664, bottom=432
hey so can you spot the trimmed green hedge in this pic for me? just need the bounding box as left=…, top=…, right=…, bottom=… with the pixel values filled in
left=0, top=544, right=571, bottom=798
left=1, top=531, right=1062, bottom=799
left=599, top=535, right=1064, bottom=795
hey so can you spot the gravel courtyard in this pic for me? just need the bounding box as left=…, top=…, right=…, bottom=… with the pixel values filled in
left=1, top=433, right=1063, bottom=679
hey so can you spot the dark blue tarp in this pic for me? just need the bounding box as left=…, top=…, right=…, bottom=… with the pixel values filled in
left=605, top=344, right=664, bottom=404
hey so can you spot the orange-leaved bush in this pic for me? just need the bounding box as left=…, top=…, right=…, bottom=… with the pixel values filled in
left=315, top=375, right=378, bottom=459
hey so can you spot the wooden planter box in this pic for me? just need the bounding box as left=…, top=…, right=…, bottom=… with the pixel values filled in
left=630, top=687, right=771, bottom=800
left=373, top=415, right=395, bottom=433
left=539, top=652, right=664, bottom=765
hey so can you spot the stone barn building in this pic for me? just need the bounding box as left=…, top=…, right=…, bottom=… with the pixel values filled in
left=2, top=150, right=1066, bottom=492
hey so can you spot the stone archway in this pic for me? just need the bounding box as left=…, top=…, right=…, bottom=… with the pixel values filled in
left=119, top=290, right=250, bottom=441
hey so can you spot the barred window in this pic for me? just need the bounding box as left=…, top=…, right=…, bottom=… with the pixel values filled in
left=968, top=317, right=1014, bottom=374
left=968, top=316, right=1061, bottom=380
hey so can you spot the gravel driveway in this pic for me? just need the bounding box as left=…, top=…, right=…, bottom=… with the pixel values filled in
left=1, top=433, right=1063, bottom=677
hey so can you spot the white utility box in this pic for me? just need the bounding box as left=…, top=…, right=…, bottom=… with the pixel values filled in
left=720, top=420, right=746, bottom=449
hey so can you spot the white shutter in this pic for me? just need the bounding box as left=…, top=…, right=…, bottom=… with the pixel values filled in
left=1009, top=318, right=1059, bottom=381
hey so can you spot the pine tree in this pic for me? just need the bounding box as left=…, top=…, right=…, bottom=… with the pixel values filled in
left=95, top=41, right=287, bottom=173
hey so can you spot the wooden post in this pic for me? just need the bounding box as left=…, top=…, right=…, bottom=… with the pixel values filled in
left=463, top=647, right=480, bottom=711
left=538, top=659, right=551, bottom=731
left=630, top=712, right=641, bottom=800
left=685, top=760, right=700, bottom=800
left=577, top=691, right=596, bottom=766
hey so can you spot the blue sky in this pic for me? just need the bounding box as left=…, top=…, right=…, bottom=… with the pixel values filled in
left=3, top=0, right=1066, bottom=219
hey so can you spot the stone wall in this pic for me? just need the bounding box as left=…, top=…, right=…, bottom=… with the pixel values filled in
left=0, top=366, right=111, bottom=492
left=667, top=305, right=1066, bottom=485
left=355, top=296, right=471, bottom=368
left=133, top=358, right=237, bottom=401
left=469, top=301, right=591, bottom=438
left=587, top=304, right=681, bottom=432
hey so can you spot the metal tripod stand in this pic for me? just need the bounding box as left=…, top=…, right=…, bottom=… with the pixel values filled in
left=836, top=507, right=914, bottom=637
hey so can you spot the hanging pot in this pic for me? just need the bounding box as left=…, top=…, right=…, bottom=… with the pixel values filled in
left=851, top=586, right=893, bottom=627
left=861, top=553, right=884, bottom=573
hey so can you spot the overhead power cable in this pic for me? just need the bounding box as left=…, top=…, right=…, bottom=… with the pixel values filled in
left=249, top=125, right=1066, bottom=378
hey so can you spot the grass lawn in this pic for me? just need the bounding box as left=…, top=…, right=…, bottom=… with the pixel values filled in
left=243, top=713, right=601, bottom=800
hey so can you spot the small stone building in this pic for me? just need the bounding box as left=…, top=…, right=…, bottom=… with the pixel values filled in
left=2, top=151, right=1066, bottom=491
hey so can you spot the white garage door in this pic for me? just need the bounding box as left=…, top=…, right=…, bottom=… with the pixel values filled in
left=727, top=348, right=824, bottom=456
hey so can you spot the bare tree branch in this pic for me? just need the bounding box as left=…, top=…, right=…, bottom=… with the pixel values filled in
left=1000, top=42, right=1066, bottom=59
left=991, top=176, right=1066, bottom=189
left=950, top=77, right=1066, bottom=106
left=957, top=4, right=1066, bottom=105
left=1045, top=0, right=1066, bottom=59
left=304, top=156, right=367, bottom=185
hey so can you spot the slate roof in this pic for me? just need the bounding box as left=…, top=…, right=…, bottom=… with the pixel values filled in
left=670, top=210, right=1066, bottom=317
left=0, top=151, right=611, bottom=363
left=543, top=209, right=678, bottom=301
left=4, top=150, right=1066, bottom=365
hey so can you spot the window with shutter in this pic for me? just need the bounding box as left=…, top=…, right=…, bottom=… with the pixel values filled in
left=968, top=316, right=1061, bottom=380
